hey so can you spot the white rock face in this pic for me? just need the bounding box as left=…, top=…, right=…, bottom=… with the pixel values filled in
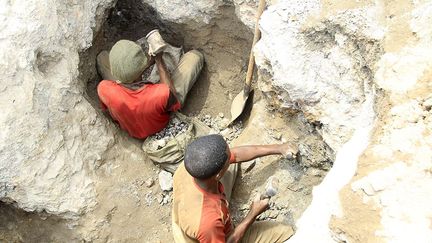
left=141, top=0, right=266, bottom=29
left=255, top=0, right=384, bottom=151
left=252, top=0, right=432, bottom=242
left=0, top=0, right=117, bottom=218
left=143, top=0, right=224, bottom=25
left=1, top=0, right=431, bottom=241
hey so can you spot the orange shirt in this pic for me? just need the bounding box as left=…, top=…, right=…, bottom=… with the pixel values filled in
left=97, top=80, right=180, bottom=139
left=172, top=153, right=236, bottom=243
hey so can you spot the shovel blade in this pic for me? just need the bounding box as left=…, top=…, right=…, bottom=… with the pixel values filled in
left=230, top=90, right=249, bottom=123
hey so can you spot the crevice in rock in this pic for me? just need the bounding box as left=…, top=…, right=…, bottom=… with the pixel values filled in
left=75, top=0, right=335, bottom=240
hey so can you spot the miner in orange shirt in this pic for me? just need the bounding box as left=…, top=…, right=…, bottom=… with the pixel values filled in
left=172, top=134, right=296, bottom=242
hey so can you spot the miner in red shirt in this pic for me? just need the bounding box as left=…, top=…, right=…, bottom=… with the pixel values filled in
left=96, top=37, right=203, bottom=139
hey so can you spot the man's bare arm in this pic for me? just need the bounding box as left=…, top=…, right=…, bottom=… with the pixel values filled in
left=155, top=53, right=177, bottom=94
left=230, top=143, right=297, bottom=163
left=227, top=196, right=269, bottom=243
left=155, top=53, right=179, bottom=109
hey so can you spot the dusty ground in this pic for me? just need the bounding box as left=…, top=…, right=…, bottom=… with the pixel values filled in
left=0, top=1, right=332, bottom=242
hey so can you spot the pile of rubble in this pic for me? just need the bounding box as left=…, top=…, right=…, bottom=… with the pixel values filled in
left=141, top=170, right=173, bottom=207
left=147, top=117, right=190, bottom=150
left=146, top=113, right=244, bottom=151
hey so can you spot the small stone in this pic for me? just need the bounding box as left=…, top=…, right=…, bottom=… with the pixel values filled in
left=144, top=191, right=153, bottom=206
left=220, top=118, right=230, bottom=128
left=218, top=113, right=224, bottom=118
left=136, top=179, right=145, bottom=186
left=423, top=97, right=432, bottom=110
left=158, top=171, right=173, bottom=191
left=163, top=194, right=171, bottom=205
left=268, top=210, right=279, bottom=219
left=272, top=132, right=282, bottom=140
left=240, top=204, right=249, bottom=211
left=157, top=194, right=164, bottom=204
left=145, top=178, right=154, bottom=188
left=220, top=128, right=232, bottom=138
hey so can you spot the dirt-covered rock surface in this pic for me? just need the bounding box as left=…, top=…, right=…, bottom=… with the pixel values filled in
left=1, top=0, right=432, bottom=242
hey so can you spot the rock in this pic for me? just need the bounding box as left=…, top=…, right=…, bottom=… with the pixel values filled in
left=220, top=118, right=230, bottom=128
left=144, top=191, right=153, bottom=206
left=158, top=171, right=173, bottom=191
left=0, top=0, right=120, bottom=218
left=220, top=128, right=232, bottom=139
left=157, top=194, right=164, bottom=204
left=268, top=210, right=279, bottom=219
left=240, top=204, right=250, bottom=211
left=255, top=0, right=383, bottom=151
left=145, top=178, right=154, bottom=188
left=423, top=97, right=432, bottom=110
left=143, top=0, right=224, bottom=25
left=218, top=113, right=224, bottom=118
left=155, top=139, right=167, bottom=148
left=162, top=194, right=171, bottom=205
left=273, top=132, right=282, bottom=140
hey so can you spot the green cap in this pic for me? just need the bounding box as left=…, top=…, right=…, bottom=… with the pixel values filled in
left=109, top=40, right=148, bottom=83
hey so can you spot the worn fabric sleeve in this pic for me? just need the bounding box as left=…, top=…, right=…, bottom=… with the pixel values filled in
left=197, top=218, right=226, bottom=243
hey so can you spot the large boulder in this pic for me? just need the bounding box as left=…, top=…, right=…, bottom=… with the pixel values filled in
left=252, top=0, right=432, bottom=242
left=254, top=0, right=383, bottom=151
left=0, top=0, right=118, bottom=218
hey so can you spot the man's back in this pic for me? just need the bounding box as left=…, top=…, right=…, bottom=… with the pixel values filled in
left=172, top=163, right=232, bottom=243
left=97, top=80, right=176, bottom=139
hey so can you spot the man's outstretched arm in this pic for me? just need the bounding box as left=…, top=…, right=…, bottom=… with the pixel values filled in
left=230, top=143, right=297, bottom=163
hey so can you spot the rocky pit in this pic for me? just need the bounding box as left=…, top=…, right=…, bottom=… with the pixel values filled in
left=1, top=0, right=432, bottom=242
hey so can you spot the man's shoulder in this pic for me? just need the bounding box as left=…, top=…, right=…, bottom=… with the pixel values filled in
left=98, top=79, right=117, bottom=87
left=97, top=80, right=121, bottom=94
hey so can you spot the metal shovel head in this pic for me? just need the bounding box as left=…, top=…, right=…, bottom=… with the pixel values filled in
left=229, top=89, right=249, bottom=123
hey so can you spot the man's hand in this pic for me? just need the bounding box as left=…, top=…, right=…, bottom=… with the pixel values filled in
left=226, top=194, right=269, bottom=243
left=250, top=194, right=269, bottom=217
left=279, top=142, right=299, bottom=160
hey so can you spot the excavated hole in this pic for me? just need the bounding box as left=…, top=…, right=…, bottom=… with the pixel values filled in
left=76, top=0, right=334, bottom=239
left=80, top=0, right=254, bottom=117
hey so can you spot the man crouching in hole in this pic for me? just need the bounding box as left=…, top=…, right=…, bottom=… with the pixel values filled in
left=172, top=134, right=296, bottom=243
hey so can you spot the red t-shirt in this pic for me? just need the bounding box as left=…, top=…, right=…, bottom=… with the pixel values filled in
left=97, top=80, right=180, bottom=139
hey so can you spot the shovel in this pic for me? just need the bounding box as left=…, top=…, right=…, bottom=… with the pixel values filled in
left=229, top=0, right=267, bottom=123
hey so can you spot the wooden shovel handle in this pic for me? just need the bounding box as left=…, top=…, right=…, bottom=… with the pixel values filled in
left=244, top=0, right=267, bottom=92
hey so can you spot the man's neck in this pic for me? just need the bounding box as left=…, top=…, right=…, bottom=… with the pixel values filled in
left=194, top=178, right=219, bottom=194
